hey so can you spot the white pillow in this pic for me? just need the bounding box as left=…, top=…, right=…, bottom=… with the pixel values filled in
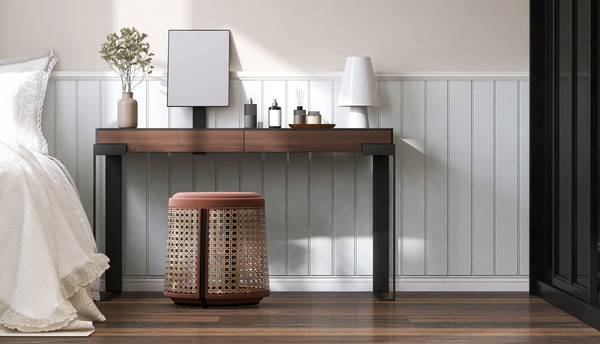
left=0, top=50, right=57, bottom=155
left=0, top=49, right=57, bottom=74
left=0, top=71, right=50, bottom=155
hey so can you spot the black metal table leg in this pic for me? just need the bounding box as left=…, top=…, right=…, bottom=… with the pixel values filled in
left=94, top=143, right=126, bottom=294
left=373, top=154, right=390, bottom=295
left=363, top=144, right=396, bottom=301
left=105, top=154, right=123, bottom=293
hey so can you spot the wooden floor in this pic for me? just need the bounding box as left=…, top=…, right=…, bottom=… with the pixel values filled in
left=5, top=292, right=600, bottom=343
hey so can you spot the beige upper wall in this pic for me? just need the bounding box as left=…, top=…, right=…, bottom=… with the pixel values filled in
left=0, top=0, right=528, bottom=72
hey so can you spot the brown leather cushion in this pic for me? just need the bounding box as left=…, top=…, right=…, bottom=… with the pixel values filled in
left=169, top=192, right=264, bottom=208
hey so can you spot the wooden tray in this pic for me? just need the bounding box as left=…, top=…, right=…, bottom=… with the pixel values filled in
left=289, top=124, right=336, bottom=129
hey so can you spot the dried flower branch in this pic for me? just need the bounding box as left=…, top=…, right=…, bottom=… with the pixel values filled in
left=99, top=27, right=155, bottom=93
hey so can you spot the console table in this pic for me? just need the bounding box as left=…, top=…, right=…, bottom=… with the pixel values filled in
left=94, top=128, right=396, bottom=300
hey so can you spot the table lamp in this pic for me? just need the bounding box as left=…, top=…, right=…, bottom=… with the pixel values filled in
left=337, top=56, right=381, bottom=128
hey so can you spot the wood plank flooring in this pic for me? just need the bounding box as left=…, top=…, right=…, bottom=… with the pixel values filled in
left=4, top=292, right=600, bottom=343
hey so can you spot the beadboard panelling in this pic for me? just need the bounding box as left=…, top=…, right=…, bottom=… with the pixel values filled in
left=356, top=152, right=374, bottom=276
left=495, top=81, right=520, bottom=275
left=425, top=80, right=449, bottom=276
left=123, top=153, right=147, bottom=275
left=42, top=72, right=529, bottom=291
left=472, top=80, right=495, bottom=275
left=147, top=153, right=169, bottom=275
left=311, top=152, right=335, bottom=275
left=264, top=153, right=287, bottom=275
left=334, top=152, right=356, bottom=276
left=518, top=82, right=530, bottom=275
left=288, top=153, right=310, bottom=275
left=401, top=81, right=426, bottom=275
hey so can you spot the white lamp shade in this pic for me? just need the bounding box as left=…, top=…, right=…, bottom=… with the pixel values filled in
left=337, top=56, right=381, bottom=107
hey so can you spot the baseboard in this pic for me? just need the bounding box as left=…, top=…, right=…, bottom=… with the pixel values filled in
left=101, top=276, right=529, bottom=293
left=395, top=276, right=529, bottom=292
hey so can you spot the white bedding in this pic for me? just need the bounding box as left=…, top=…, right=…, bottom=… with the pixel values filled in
left=0, top=138, right=109, bottom=332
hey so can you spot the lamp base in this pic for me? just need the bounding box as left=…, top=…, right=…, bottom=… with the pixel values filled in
left=348, top=106, right=369, bottom=128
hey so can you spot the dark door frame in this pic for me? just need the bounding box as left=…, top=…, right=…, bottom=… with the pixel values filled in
left=530, top=0, right=600, bottom=330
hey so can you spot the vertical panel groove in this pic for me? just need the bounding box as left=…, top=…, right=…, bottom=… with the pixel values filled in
left=423, top=81, right=429, bottom=275
left=397, top=81, right=403, bottom=276
left=191, top=154, right=196, bottom=191
left=516, top=81, right=521, bottom=275
left=214, top=106, right=217, bottom=128
left=53, top=80, right=58, bottom=152
left=261, top=153, right=265, bottom=201
left=378, top=81, right=382, bottom=128
left=146, top=154, right=150, bottom=275
left=98, top=81, right=103, bottom=129
left=399, top=81, right=405, bottom=276
left=214, top=106, right=218, bottom=128
left=307, top=81, right=312, bottom=123
left=260, top=80, right=265, bottom=127
left=238, top=80, right=243, bottom=128
left=238, top=153, right=242, bottom=191
left=307, top=152, right=312, bottom=275
left=285, top=81, right=289, bottom=128
left=331, top=81, right=336, bottom=126
left=215, top=154, right=219, bottom=191
left=354, top=153, right=358, bottom=275
left=98, top=81, right=104, bottom=254
left=122, top=155, right=127, bottom=272
left=446, top=81, right=451, bottom=274
left=331, top=154, right=336, bottom=275
left=146, top=80, right=150, bottom=126
left=493, top=80, right=497, bottom=275
left=470, top=80, right=475, bottom=275
left=285, top=152, right=289, bottom=274
left=75, top=80, right=80, bottom=186
left=167, top=153, right=172, bottom=198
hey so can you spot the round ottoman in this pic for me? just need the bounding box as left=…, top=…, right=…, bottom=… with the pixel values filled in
left=164, top=192, right=270, bottom=306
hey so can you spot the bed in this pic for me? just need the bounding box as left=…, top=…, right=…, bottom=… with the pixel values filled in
left=0, top=50, right=109, bottom=332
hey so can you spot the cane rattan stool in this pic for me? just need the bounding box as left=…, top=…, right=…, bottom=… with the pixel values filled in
left=164, top=192, right=270, bottom=306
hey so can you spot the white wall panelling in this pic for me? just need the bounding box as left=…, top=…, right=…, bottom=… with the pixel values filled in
left=43, top=72, right=529, bottom=291
left=472, top=80, right=495, bottom=275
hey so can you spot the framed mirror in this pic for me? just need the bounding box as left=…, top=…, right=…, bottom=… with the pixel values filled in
left=167, top=30, right=230, bottom=127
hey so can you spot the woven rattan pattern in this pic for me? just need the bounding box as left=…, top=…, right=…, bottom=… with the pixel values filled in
left=208, top=208, right=269, bottom=294
left=164, top=208, right=199, bottom=294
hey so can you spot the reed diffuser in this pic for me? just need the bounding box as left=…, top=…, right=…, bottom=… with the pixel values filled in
left=293, top=88, right=306, bottom=124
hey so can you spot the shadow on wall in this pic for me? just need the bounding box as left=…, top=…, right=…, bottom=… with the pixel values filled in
left=229, top=32, right=242, bottom=72
left=187, top=1, right=353, bottom=72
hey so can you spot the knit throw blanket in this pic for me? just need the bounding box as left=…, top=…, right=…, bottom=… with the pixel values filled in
left=0, top=139, right=109, bottom=332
